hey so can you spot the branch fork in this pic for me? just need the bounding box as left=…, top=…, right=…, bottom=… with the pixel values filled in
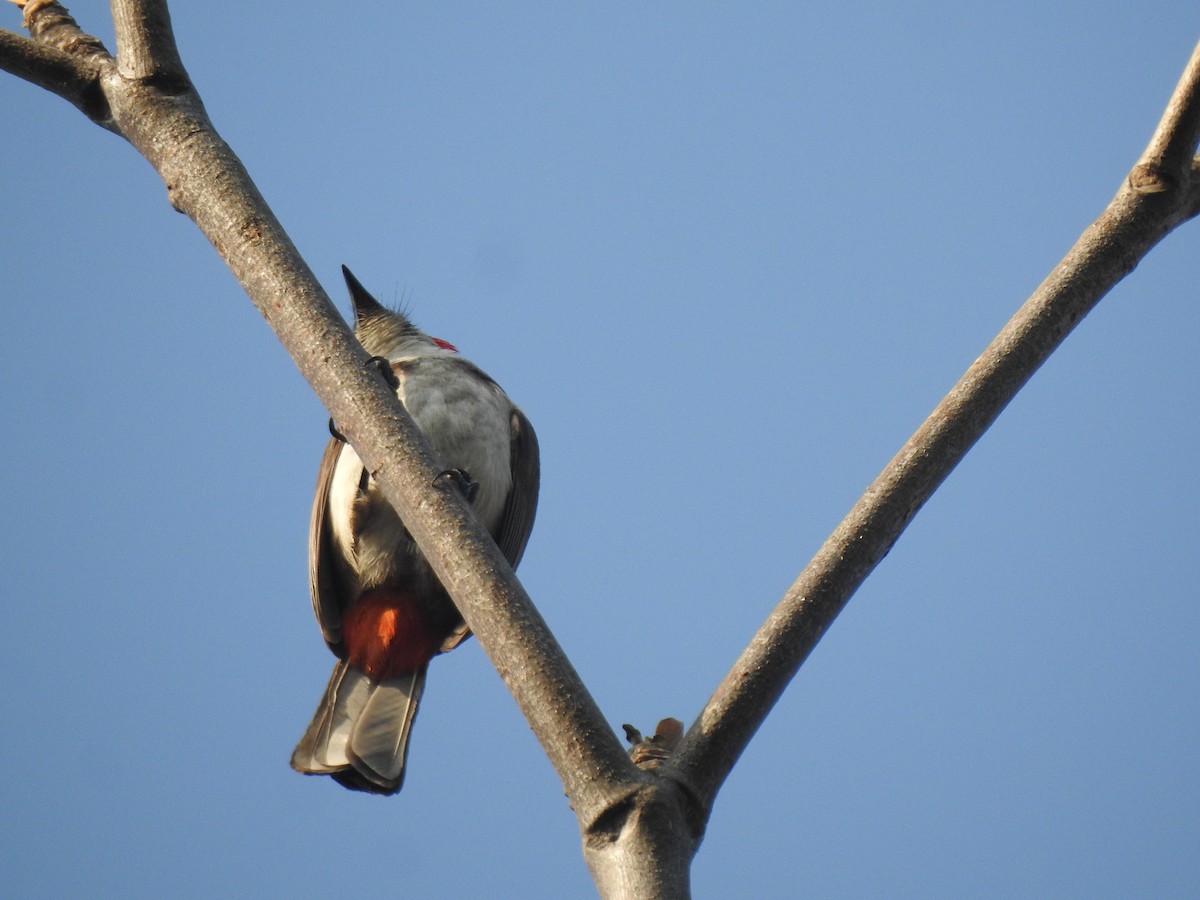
left=3, top=5, right=1198, bottom=897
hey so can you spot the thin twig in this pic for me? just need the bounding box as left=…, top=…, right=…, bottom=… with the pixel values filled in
left=10, top=0, right=109, bottom=61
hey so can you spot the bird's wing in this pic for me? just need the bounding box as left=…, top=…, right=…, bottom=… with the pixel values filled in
left=496, top=406, right=540, bottom=569
left=309, top=436, right=347, bottom=651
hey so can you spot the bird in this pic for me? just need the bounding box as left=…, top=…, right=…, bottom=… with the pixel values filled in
left=291, top=265, right=539, bottom=794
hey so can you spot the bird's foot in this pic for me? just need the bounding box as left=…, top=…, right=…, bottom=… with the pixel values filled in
left=366, top=356, right=400, bottom=389
left=329, top=356, right=398, bottom=441
left=436, top=468, right=479, bottom=503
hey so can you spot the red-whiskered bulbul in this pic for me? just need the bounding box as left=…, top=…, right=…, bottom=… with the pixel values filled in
left=291, top=266, right=539, bottom=794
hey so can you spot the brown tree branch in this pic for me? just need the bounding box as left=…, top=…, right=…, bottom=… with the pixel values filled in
left=12, top=0, right=108, bottom=61
left=665, top=38, right=1200, bottom=820
left=0, top=8, right=111, bottom=126
left=110, top=0, right=187, bottom=85
left=3, top=0, right=641, bottom=843
left=1132, top=41, right=1200, bottom=193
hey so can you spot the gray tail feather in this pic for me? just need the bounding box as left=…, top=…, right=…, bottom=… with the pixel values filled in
left=291, top=660, right=426, bottom=795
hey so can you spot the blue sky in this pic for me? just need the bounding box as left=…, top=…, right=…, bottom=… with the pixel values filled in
left=2, top=4, right=1198, bottom=897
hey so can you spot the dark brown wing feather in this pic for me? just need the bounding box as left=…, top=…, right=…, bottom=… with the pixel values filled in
left=496, top=407, right=540, bottom=568
left=309, top=437, right=347, bottom=652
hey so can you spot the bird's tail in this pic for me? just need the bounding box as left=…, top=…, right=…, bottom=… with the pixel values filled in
left=291, top=660, right=425, bottom=795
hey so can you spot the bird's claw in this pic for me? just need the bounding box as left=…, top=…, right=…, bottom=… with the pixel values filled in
left=366, top=355, right=400, bottom=390
left=436, top=468, right=479, bottom=504
left=329, top=357, right=397, bottom=441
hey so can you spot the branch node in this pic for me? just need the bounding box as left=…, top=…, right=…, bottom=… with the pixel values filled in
left=1128, top=162, right=1175, bottom=195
